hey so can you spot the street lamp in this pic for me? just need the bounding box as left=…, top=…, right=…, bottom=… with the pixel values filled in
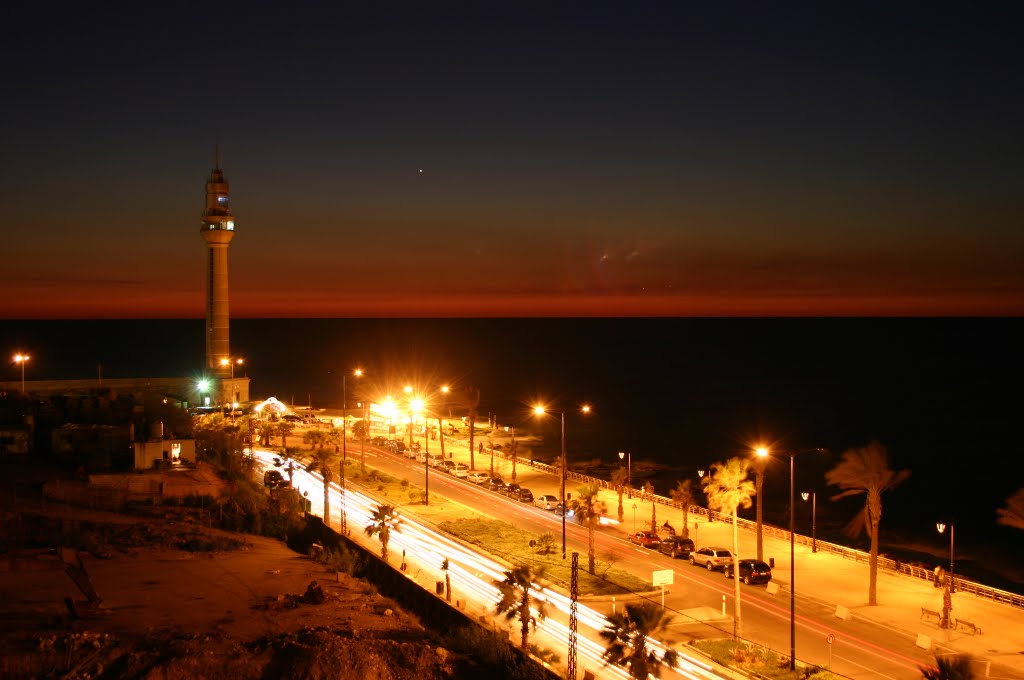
left=13, top=354, right=30, bottom=393
left=618, top=451, right=631, bottom=489
left=937, top=520, right=955, bottom=592
left=533, top=403, right=591, bottom=559
left=340, top=368, right=363, bottom=535
left=801, top=491, right=817, bottom=553
left=756, top=446, right=826, bottom=672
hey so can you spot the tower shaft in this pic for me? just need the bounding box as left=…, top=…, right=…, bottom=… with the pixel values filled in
left=200, top=163, right=236, bottom=378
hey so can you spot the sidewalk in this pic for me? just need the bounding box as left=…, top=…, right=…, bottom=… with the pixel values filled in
left=430, top=432, right=1024, bottom=678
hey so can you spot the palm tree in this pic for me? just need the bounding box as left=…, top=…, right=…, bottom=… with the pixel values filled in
left=825, top=441, right=911, bottom=606
left=353, top=418, right=370, bottom=472
left=669, top=479, right=695, bottom=539
left=494, top=564, right=547, bottom=650
left=276, top=421, right=295, bottom=450
left=644, top=482, right=657, bottom=532
left=702, top=457, right=754, bottom=639
left=569, top=483, right=606, bottom=574
left=920, top=654, right=974, bottom=680
left=441, top=558, right=452, bottom=602
left=600, top=601, right=678, bottom=679
left=257, top=421, right=276, bottom=447
left=304, top=431, right=338, bottom=527
left=751, top=454, right=768, bottom=561
left=365, top=503, right=399, bottom=560
left=611, top=467, right=629, bottom=524
left=509, top=437, right=519, bottom=483
left=466, top=386, right=480, bottom=471
left=997, top=488, right=1024, bottom=529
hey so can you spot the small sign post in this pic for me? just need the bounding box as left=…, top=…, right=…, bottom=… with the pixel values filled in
left=826, top=634, right=836, bottom=670
left=652, top=569, right=674, bottom=608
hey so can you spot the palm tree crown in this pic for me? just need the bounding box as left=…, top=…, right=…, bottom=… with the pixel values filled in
left=364, top=503, right=399, bottom=560
left=570, top=483, right=606, bottom=575
left=600, top=601, right=678, bottom=679
left=494, top=564, right=547, bottom=650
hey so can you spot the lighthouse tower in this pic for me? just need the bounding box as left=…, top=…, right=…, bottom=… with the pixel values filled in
left=200, top=160, right=236, bottom=379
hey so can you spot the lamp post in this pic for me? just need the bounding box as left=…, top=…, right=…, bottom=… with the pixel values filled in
left=533, top=403, right=590, bottom=559
left=937, top=520, right=955, bottom=593
left=802, top=491, right=817, bottom=553
left=13, top=354, right=30, bottom=393
left=219, top=357, right=244, bottom=405
left=618, top=451, right=631, bottom=488
left=441, top=385, right=451, bottom=456
left=340, top=368, right=363, bottom=535
left=756, top=446, right=826, bottom=672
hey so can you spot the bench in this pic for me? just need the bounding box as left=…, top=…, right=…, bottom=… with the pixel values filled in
left=920, top=608, right=943, bottom=624
left=955, top=619, right=982, bottom=635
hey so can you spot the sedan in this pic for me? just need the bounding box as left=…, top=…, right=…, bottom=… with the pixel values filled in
left=467, top=472, right=490, bottom=484
left=512, top=488, right=534, bottom=503
left=451, top=463, right=470, bottom=478
left=485, top=478, right=506, bottom=493
left=534, top=494, right=559, bottom=510
left=725, top=559, right=773, bottom=585
left=690, top=547, right=733, bottom=571
left=503, top=483, right=522, bottom=497
left=628, top=531, right=662, bottom=549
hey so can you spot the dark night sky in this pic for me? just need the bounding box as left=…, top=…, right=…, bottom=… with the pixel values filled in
left=2, top=2, right=1022, bottom=318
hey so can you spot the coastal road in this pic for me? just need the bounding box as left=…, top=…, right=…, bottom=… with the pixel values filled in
left=359, top=444, right=945, bottom=679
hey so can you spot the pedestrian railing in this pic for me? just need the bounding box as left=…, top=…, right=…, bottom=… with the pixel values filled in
left=484, top=446, right=1024, bottom=609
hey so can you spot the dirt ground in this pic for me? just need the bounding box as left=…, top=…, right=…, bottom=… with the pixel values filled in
left=0, top=468, right=472, bottom=679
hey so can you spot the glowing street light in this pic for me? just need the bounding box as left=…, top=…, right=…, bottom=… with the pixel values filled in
left=533, top=403, right=591, bottom=559
left=937, top=521, right=955, bottom=628
left=801, top=490, right=817, bottom=553
left=13, top=354, right=30, bottom=393
left=341, top=368, right=364, bottom=535
left=756, top=445, right=826, bottom=671
left=618, top=450, right=631, bottom=489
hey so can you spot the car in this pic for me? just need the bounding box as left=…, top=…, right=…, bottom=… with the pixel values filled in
left=428, top=453, right=445, bottom=467
left=690, top=547, right=733, bottom=571
left=657, top=535, right=696, bottom=559
left=263, top=469, right=286, bottom=489
left=503, top=483, right=522, bottom=497
left=410, top=442, right=422, bottom=453
left=485, top=478, right=506, bottom=493
left=628, top=531, right=662, bottom=549
left=451, top=462, right=470, bottom=477
left=467, top=471, right=489, bottom=484
left=439, top=460, right=457, bottom=473
left=725, top=559, right=773, bottom=585
left=534, top=494, right=558, bottom=510
left=513, top=488, right=534, bottom=503
left=371, top=436, right=388, bottom=446
left=388, top=440, right=407, bottom=454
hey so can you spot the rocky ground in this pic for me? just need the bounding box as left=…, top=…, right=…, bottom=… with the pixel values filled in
left=0, top=464, right=542, bottom=680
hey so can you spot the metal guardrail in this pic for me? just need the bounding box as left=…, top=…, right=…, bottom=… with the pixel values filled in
left=486, top=448, right=1024, bottom=609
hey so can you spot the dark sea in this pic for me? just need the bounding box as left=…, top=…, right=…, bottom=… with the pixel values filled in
left=4, top=317, right=1023, bottom=589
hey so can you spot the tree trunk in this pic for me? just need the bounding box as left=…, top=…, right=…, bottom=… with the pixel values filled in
left=438, top=417, right=446, bottom=459
left=617, top=489, right=624, bottom=523
left=468, top=412, right=476, bottom=470
left=868, top=496, right=880, bottom=605
left=588, top=523, right=596, bottom=574
left=520, top=599, right=530, bottom=649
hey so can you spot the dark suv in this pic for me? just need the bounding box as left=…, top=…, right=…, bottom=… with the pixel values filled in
left=657, top=535, right=695, bottom=559
left=725, top=559, right=773, bottom=585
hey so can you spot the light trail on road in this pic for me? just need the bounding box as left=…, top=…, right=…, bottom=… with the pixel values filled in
left=254, top=449, right=719, bottom=679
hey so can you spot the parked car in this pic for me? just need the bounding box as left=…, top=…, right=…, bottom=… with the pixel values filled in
left=515, top=488, right=534, bottom=503
left=485, top=478, right=506, bottom=493
left=451, top=463, right=470, bottom=478
left=371, top=436, right=388, bottom=446
left=658, top=535, right=695, bottom=559
left=467, top=471, right=489, bottom=484
left=440, top=460, right=457, bottom=474
left=690, top=547, right=733, bottom=571
left=534, top=494, right=559, bottom=510
left=388, top=440, right=406, bottom=454
left=410, top=442, right=422, bottom=453
left=502, top=483, right=522, bottom=497
left=725, top=559, right=773, bottom=585
left=628, top=531, right=662, bottom=549
left=428, top=453, right=445, bottom=467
